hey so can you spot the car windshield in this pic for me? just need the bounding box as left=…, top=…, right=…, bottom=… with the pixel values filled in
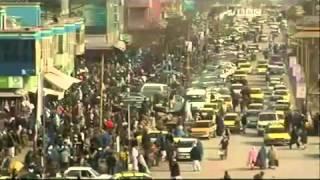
left=143, top=86, right=162, bottom=92
left=232, top=85, right=242, bottom=89
left=275, top=91, right=287, bottom=95
left=250, top=89, right=262, bottom=94
left=178, top=141, right=195, bottom=148
left=249, top=105, right=262, bottom=109
left=240, top=64, right=250, bottom=68
left=267, top=128, right=286, bottom=133
left=247, top=111, right=259, bottom=117
left=91, top=169, right=100, bottom=177
left=186, top=95, right=206, bottom=102
left=193, top=122, right=211, bottom=128
left=259, top=114, right=277, bottom=121
left=224, top=115, right=237, bottom=121
left=222, top=96, right=231, bottom=101
left=235, top=71, right=246, bottom=74
left=257, top=64, right=268, bottom=68
left=204, top=104, right=217, bottom=109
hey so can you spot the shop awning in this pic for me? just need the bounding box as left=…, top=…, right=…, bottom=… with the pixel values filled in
left=45, top=67, right=81, bottom=90
left=113, top=41, right=126, bottom=52
left=0, top=92, right=23, bottom=98
left=292, top=31, right=320, bottom=38
left=29, top=87, right=65, bottom=100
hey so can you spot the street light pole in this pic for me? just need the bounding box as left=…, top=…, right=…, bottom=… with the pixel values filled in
left=99, top=54, right=105, bottom=129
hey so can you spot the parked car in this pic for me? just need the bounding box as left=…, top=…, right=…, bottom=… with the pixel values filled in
left=63, top=166, right=112, bottom=179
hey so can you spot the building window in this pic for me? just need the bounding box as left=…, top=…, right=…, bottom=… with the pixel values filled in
left=0, top=39, right=35, bottom=63
left=58, top=35, right=64, bottom=54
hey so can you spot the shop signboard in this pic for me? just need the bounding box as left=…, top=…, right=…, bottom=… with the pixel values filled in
left=0, top=76, right=23, bottom=89
left=183, top=0, right=195, bottom=12
left=289, top=56, right=297, bottom=68
left=292, top=64, right=301, bottom=77
left=296, top=79, right=306, bottom=99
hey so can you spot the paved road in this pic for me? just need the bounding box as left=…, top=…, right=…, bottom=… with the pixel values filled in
left=151, top=14, right=320, bottom=179
left=151, top=130, right=320, bottom=179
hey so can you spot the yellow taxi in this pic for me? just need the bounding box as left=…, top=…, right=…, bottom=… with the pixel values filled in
left=190, top=120, right=217, bottom=139
left=273, top=89, right=290, bottom=102
left=276, top=111, right=285, bottom=124
left=238, top=62, right=253, bottom=74
left=137, top=130, right=168, bottom=144
left=199, top=108, right=216, bottom=123
left=223, top=113, right=241, bottom=132
left=257, top=111, right=280, bottom=136
left=250, top=88, right=264, bottom=103
left=248, top=103, right=264, bottom=112
left=112, top=171, right=152, bottom=180
left=264, top=124, right=290, bottom=146
left=212, top=98, right=227, bottom=112
left=256, top=63, right=268, bottom=74
left=203, top=103, right=219, bottom=113
left=274, top=99, right=290, bottom=113
left=233, top=69, right=248, bottom=81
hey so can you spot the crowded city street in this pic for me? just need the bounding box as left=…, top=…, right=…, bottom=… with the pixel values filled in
left=0, top=0, right=319, bottom=179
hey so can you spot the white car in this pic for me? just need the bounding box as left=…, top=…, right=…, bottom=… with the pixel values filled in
left=176, top=138, right=197, bottom=160
left=64, top=167, right=112, bottom=179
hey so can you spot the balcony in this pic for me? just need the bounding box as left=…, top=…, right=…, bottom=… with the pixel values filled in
left=127, top=0, right=152, bottom=8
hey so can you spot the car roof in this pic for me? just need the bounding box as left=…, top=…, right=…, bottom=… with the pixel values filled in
left=195, top=120, right=212, bottom=123
left=249, top=103, right=263, bottom=106
left=186, top=89, right=206, bottom=95
left=113, top=171, right=151, bottom=178
left=231, top=83, right=243, bottom=86
left=177, top=138, right=197, bottom=142
left=250, top=87, right=262, bottom=90
left=225, top=113, right=238, bottom=116
left=200, top=108, right=213, bottom=111
left=143, top=83, right=167, bottom=87
left=65, top=166, right=92, bottom=171
left=259, top=111, right=276, bottom=115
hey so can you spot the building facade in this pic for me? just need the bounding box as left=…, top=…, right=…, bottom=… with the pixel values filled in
left=0, top=3, right=85, bottom=113
left=292, top=25, right=320, bottom=114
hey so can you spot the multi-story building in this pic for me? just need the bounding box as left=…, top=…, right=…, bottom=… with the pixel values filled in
left=84, top=0, right=127, bottom=60
left=0, top=3, right=85, bottom=113
left=291, top=19, right=320, bottom=114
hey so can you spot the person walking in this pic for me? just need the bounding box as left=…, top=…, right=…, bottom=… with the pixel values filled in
left=169, top=159, right=182, bottom=179
left=241, top=114, right=247, bottom=134
left=196, top=139, right=204, bottom=161
left=247, top=146, right=258, bottom=169
left=106, top=152, right=117, bottom=175
left=255, top=145, right=267, bottom=169
left=267, top=145, right=278, bottom=169
left=300, top=128, right=308, bottom=150
left=289, top=127, right=300, bottom=149
left=190, top=142, right=201, bottom=172
left=220, top=135, right=229, bottom=159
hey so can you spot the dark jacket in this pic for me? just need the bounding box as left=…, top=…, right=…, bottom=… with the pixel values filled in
left=190, top=146, right=201, bottom=161
left=170, top=161, right=180, bottom=177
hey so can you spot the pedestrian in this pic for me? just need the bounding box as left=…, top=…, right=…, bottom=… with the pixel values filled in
left=223, top=170, right=231, bottom=180
left=131, top=140, right=139, bottom=171
left=220, top=135, right=229, bottom=159
left=190, top=142, right=201, bottom=171
left=253, top=171, right=265, bottom=180
left=300, top=128, right=308, bottom=150
left=196, top=139, right=204, bottom=161
left=169, top=159, right=182, bottom=179
left=247, top=146, right=258, bottom=169
left=106, top=152, right=117, bottom=175
left=267, top=145, right=278, bottom=169
left=289, top=127, right=300, bottom=149
left=241, top=114, right=247, bottom=134
left=255, top=145, right=267, bottom=169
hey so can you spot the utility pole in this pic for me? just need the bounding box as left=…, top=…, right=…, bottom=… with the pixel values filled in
left=127, top=58, right=132, bottom=170
left=99, top=54, right=105, bottom=129
left=186, top=13, right=192, bottom=85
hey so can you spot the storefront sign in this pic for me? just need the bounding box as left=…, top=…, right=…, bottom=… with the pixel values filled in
left=296, top=81, right=306, bottom=99
left=0, top=76, right=23, bottom=89
left=289, top=56, right=297, bottom=68
left=292, top=64, right=301, bottom=77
